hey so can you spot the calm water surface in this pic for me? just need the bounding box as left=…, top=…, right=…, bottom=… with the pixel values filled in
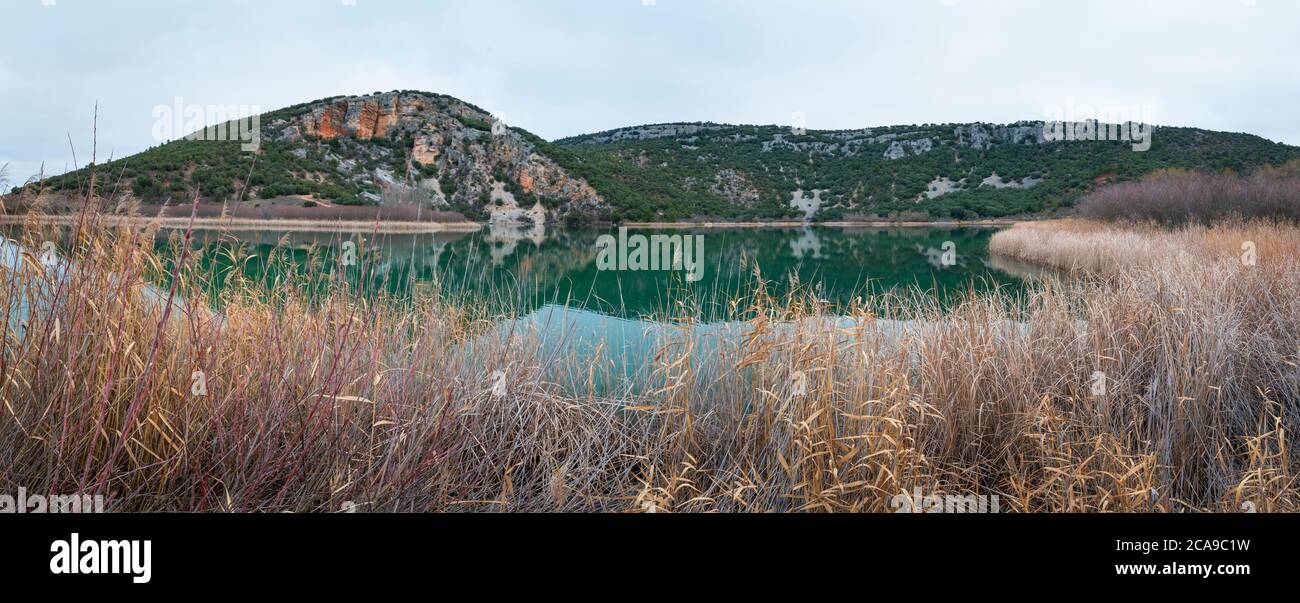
left=6, top=223, right=1040, bottom=388
left=165, top=223, right=1030, bottom=320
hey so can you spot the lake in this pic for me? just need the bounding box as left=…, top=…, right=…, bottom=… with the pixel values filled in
left=3, top=221, right=1039, bottom=394
left=160, top=223, right=1031, bottom=321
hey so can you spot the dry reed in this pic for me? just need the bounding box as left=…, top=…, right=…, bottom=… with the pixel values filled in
left=1, top=185, right=1297, bottom=511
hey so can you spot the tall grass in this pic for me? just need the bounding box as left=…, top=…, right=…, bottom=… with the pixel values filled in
left=991, top=219, right=1300, bottom=511
left=1, top=186, right=1297, bottom=511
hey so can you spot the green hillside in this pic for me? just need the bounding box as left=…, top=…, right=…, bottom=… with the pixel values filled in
left=549, top=122, right=1300, bottom=222
left=21, top=91, right=1300, bottom=223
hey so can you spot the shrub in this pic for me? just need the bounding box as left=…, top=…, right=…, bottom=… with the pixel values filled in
left=1076, top=169, right=1300, bottom=225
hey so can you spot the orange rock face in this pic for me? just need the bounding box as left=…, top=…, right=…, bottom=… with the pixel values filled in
left=376, top=96, right=400, bottom=136
left=307, top=98, right=404, bottom=140
left=310, top=103, right=348, bottom=140
left=518, top=171, right=535, bottom=193
left=355, top=101, right=381, bottom=139
left=354, top=98, right=401, bottom=139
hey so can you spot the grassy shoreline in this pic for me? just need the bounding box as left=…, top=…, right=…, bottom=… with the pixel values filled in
left=990, top=218, right=1299, bottom=275
left=2, top=209, right=1296, bottom=512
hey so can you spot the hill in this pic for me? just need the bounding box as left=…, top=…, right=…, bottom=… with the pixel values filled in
left=551, top=121, right=1300, bottom=222
left=27, top=91, right=606, bottom=224
left=20, top=91, right=1300, bottom=223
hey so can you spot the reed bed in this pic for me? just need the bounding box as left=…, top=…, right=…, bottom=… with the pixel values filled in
left=1, top=192, right=1297, bottom=511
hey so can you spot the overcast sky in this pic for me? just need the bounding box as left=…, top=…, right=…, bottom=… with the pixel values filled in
left=3, top=0, right=1298, bottom=184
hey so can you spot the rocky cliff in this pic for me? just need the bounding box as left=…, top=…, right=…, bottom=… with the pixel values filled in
left=267, top=91, right=605, bottom=221
left=33, top=90, right=608, bottom=223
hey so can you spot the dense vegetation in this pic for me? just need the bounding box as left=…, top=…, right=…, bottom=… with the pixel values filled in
left=1076, top=163, right=1300, bottom=226
left=17, top=90, right=1300, bottom=223
left=34, top=132, right=399, bottom=207
left=553, top=122, right=1300, bottom=222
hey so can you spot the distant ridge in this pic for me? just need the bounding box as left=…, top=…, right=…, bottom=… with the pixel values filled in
left=25, top=91, right=1300, bottom=223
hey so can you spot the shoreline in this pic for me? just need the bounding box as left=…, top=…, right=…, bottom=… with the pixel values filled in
left=620, top=219, right=1025, bottom=229
left=0, top=214, right=484, bottom=233
left=0, top=213, right=1025, bottom=232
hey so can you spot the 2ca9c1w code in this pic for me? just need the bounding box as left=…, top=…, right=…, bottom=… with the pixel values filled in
left=1179, top=540, right=1251, bottom=552
left=1117, top=540, right=1251, bottom=554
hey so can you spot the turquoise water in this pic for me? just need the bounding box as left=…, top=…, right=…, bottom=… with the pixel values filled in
left=168, top=223, right=1028, bottom=320
left=4, top=224, right=1035, bottom=393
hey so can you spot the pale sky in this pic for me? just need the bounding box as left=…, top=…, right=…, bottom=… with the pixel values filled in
left=2, top=0, right=1298, bottom=184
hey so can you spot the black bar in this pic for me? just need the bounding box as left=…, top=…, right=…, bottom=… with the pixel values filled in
left=2, top=512, right=1285, bottom=592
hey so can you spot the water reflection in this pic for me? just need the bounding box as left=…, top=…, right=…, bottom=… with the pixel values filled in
left=264, top=226, right=1018, bottom=317
left=486, top=219, right=547, bottom=266
left=9, top=224, right=1029, bottom=320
